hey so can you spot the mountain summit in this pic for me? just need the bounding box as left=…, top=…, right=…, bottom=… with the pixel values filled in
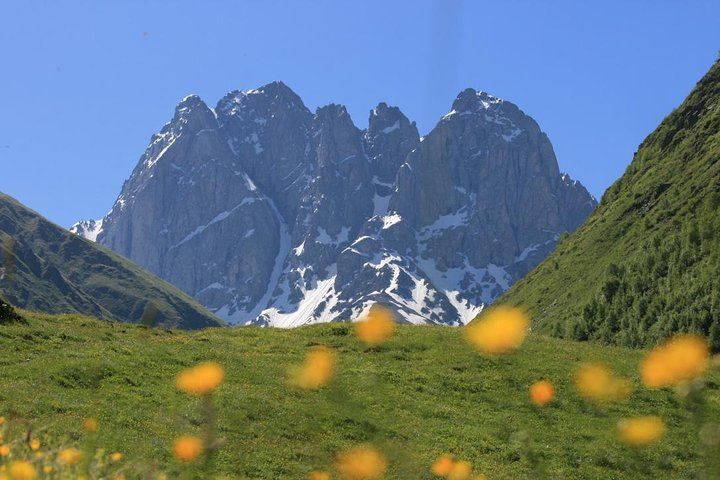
left=72, top=84, right=596, bottom=326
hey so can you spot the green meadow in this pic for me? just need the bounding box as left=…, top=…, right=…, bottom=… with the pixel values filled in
left=1, top=311, right=718, bottom=479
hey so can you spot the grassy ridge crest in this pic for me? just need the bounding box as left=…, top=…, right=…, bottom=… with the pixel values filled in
left=499, top=59, right=720, bottom=349
left=0, top=192, right=223, bottom=329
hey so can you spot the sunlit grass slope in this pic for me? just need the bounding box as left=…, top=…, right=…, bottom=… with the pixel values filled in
left=0, top=193, right=223, bottom=330
left=1, top=311, right=719, bottom=479
left=499, top=59, right=720, bottom=349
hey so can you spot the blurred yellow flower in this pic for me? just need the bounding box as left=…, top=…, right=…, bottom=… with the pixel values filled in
left=57, top=448, right=83, bottom=466
left=431, top=454, right=455, bottom=476
left=465, top=306, right=529, bottom=354
left=173, top=435, right=203, bottom=462
left=28, top=440, right=40, bottom=451
left=0, top=416, right=4, bottom=425
left=617, top=416, right=665, bottom=446
left=574, top=362, right=631, bottom=404
left=448, top=460, right=472, bottom=480
left=529, top=380, right=555, bottom=406
left=42, top=466, right=52, bottom=475
left=291, top=346, right=337, bottom=390
left=176, top=361, right=225, bottom=396
left=83, top=418, right=98, bottom=433
left=157, top=474, right=168, bottom=480
left=8, top=461, right=36, bottom=480
left=336, top=445, right=387, bottom=480
left=355, top=306, right=395, bottom=345
left=112, top=475, right=126, bottom=480
left=110, top=452, right=123, bottom=462
left=641, top=334, right=709, bottom=388
left=308, top=471, right=331, bottom=480
left=0, top=445, right=10, bottom=457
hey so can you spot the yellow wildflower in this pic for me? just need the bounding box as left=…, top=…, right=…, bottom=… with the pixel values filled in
left=173, top=435, right=203, bottom=462
left=176, top=361, right=225, bottom=396
left=529, top=380, right=555, bottom=406
left=0, top=445, right=10, bottom=457
left=110, top=452, right=123, bottom=462
left=112, top=475, right=126, bottom=480
left=336, top=445, right=387, bottom=480
left=308, top=472, right=331, bottom=480
left=83, top=418, right=98, bottom=433
left=291, top=346, right=337, bottom=389
left=57, top=448, right=83, bottom=466
left=574, top=362, right=631, bottom=404
left=42, top=466, right=52, bottom=475
left=431, top=454, right=455, bottom=476
left=355, top=306, right=395, bottom=345
left=641, top=334, right=709, bottom=388
left=617, top=416, right=665, bottom=446
left=8, top=461, right=36, bottom=480
left=29, top=440, right=40, bottom=451
left=448, top=460, right=472, bottom=480
left=0, top=416, right=4, bottom=425
left=465, top=306, right=529, bottom=354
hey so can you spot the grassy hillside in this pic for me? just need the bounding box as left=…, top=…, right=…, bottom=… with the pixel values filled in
left=499, top=59, right=720, bottom=350
left=1, top=311, right=718, bottom=479
left=0, top=192, right=223, bottom=329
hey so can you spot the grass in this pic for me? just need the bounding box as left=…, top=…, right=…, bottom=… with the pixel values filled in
left=0, top=192, right=223, bottom=330
left=1, top=311, right=719, bottom=479
left=499, top=58, right=720, bottom=348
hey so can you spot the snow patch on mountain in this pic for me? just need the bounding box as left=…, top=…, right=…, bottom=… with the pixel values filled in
left=261, top=268, right=340, bottom=328
left=70, top=219, right=104, bottom=242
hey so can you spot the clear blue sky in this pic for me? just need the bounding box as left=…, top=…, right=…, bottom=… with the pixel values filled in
left=1, top=1, right=718, bottom=227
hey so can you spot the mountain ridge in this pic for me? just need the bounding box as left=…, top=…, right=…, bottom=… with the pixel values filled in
left=72, top=83, right=597, bottom=327
left=1, top=192, right=224, bottom=329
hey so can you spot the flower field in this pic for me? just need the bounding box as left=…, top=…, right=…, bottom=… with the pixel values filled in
left=0, top=308, right=718, bottom=479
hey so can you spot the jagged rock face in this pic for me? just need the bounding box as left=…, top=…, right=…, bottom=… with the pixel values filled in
left=95, top=95, right=282, bottom=321
left=364, top=103, right=420, bottom=185
left=74, top=83, right=597, bottom=327
left=216, top=83, right=314, bottom=224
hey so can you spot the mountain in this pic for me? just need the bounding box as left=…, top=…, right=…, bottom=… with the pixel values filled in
left=0, top=193, right=224, bottom=329
left=73, top=83, right=596, bottom=326
left=499, top=60, right=720, bottom=350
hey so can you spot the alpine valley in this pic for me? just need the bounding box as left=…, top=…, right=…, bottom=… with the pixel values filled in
left=72, top=84, right=596, bottom=326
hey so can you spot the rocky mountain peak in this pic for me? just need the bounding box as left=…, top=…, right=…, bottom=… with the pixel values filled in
left=77, top=82, right=597, bottom=328
left=365, top=103, right=419, bottom=185
left=171, top=94, right=217, bottom=131
left=315, top=103, right=354, bottom=124
left=451, top=88, right=505, bottom=112
left=216, top=81, right=311, bottom=121
left=367, top=102, right=416, bottom=136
